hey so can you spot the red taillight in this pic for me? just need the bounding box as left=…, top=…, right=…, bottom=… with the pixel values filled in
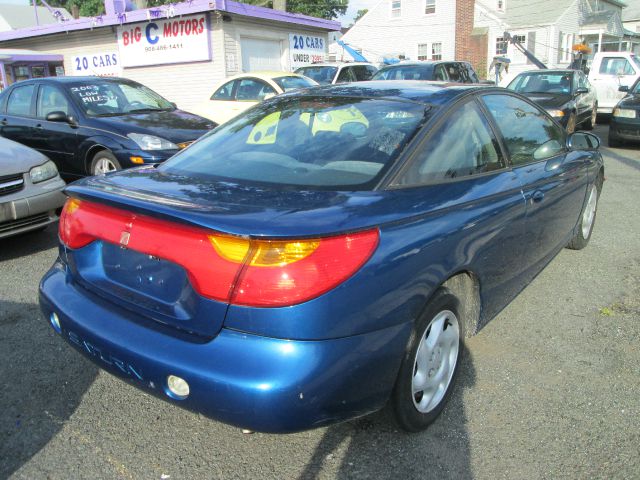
left=59, top=198, right=379, bottom=307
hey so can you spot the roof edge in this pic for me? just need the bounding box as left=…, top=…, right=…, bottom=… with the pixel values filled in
left=0, top=0, right=339, bottom=42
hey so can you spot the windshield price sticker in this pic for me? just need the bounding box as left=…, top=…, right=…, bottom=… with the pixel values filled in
left=117, top=14, right=210, bottom=67
left=70, top=86, right=109, bottom=105
left=289, top=34, right=326, bottom=70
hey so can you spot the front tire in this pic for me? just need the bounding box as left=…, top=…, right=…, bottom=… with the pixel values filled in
left=392, top=288, right=464, bottom=432
left=90, top=150, right=121, bottom=175
left=566, top=112, right=577, bottom=134
left=583, top=104, right=597, bottom=130
left=567, top=176, right=602, bottom=250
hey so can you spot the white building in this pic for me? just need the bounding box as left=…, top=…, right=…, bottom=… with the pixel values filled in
left=331, top=0, right=461, bottom=64
left=0, top=0, right=339, bottom=111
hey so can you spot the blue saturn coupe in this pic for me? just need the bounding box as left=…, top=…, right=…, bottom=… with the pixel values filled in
left=39, top=82, right=604, bottom=433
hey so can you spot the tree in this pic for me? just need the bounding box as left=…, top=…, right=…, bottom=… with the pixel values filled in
left=353, top=8, right=367, bottom=22
left=280, top=0, right=348, bottom=20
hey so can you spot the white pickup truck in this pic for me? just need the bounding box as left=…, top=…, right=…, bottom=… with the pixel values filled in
left=588, top=51, right=640, bottom=114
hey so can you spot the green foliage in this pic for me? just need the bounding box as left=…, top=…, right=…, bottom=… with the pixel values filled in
left=353, top=8, right=367, bottom=22
left=48, top=0, right=347, bottom=20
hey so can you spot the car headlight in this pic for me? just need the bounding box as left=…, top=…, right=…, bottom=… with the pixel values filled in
left=546, top=109, right=565, bottom=118
left=128, top=133, right=178, bottom=150
left=29, top=160, right=58, bottom=183
left=612, top=108, right=636, bottom=118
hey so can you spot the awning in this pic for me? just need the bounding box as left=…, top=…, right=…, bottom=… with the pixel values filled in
left=0, top=48, right=64, bottom=63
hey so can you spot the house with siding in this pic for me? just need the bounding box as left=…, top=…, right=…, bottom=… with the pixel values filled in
left=334, top=0, right=638, bottom=82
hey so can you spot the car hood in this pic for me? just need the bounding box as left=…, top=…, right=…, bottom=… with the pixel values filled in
left=92, top=109, right=216, bottom=143
left=0, top=137, right=51, bottom=176
left=521, top=93, right=572, bottom=109
left=617, top=94, right=640, bottom=109
left=64, top=166, right=492, bottom=238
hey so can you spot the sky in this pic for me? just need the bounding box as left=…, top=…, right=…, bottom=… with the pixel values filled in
left=336, top=0, right=378, bottom=26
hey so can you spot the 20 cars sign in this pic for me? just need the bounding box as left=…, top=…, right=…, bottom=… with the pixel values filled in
left=72, top=52, right=121, bottom=76
left=117, top=14, right=210, bottom=68
left=289, top=33, right=325, bottom=70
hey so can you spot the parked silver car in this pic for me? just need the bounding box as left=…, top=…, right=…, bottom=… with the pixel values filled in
left=0, top=137, right=66, bottom=238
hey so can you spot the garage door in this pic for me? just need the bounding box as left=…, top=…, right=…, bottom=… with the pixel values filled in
left=240, top=38, right=283, bottom=72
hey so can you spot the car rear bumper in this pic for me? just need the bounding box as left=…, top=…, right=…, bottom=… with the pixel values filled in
left=0, top=177, right=66, bottom=238
left=39, top=261, right=411, bottom=433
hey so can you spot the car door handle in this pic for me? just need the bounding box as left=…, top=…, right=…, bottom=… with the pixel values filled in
left=531, top=191, right=545, bottom=203
left=35, top=124, right=44, bottom=129
left=1, top=118, right=7, bottom=126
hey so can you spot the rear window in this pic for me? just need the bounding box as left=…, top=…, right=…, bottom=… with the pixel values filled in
left=372, top=66, right=431, bottom=81
left=160, top=96, right=428, bottom=189
left=294, top=66, right=338, bottom=85
left=273, top=76, right=316, bottom=92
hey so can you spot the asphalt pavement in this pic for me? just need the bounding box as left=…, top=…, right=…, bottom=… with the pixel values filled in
left=1, top=124, right=638, bottom=480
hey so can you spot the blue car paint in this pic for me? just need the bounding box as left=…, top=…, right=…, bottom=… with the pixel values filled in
left=0, top=77, right=215, bottom=177
left=40, top=262, right=412, bottom=433
left=39, top=83, right=604, bottom=432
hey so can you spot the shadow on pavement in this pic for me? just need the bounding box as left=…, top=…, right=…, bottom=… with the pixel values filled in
left=298, top=346, right=476, bottom=480
left=0, top=224, right=59, bottom=261
left=0, top=300, right=98, bottom=478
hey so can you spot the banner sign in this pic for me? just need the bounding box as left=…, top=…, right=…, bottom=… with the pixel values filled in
left=71, top=52, right=121, bottom=76
left=289, top=33, right=325, bottom=70
left=117, top=14, right=210, bottom=68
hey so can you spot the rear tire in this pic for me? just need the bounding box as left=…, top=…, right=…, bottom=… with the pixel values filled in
left=567, top=175, right=602, bottom=250
left=392, top=288, right=464, bottom=432
left=90, top=150, right=121, bottom=175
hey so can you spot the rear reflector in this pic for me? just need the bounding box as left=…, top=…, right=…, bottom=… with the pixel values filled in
left=59, top=198, right=379, bottom=307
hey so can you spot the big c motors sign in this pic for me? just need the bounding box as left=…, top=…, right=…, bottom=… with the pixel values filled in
left=117, top=14, right=210, bottom=67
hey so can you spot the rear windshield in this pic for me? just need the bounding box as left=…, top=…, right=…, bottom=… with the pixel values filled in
left=160, top=96, right=427, bottom=189
left=507, top=72, right=573, bottom=94
left=372, top=66, right=431, bottom=81
left=294, top=66, right=338, bottom=85
left=272, top=76, right=316, bottom=92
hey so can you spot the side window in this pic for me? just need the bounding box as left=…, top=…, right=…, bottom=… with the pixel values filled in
left=6, top=84, right=36, bottom=116
left=38, top=85, right=71, bottom=118
left=336, top=67, right=356, bottom=83
left=352, top=65, right=374, bottom=81
left=366, top=65, right=378, bottom=78
left=599, top=57, right=636, bottom=76
left=211, top=80, right=236, bottom=100
left=482, top=94, right=565, bottom=166
left=236, top=79, right=276, bottom=101
left=395, top=100, right=505, bottom=185
left=465, top=64, right=479, bottom=83
left=433, top=64, right=448, bottom=81
left=446, top=63, right=462, bottom=82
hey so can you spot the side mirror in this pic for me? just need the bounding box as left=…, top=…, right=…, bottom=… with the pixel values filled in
left=45, top=111, right=69, bottom=123
left=618, top=85, right=629, bottom=93
left=575, top=87, right=589, bottom=95
left=567, top=132, right=600, bottom=151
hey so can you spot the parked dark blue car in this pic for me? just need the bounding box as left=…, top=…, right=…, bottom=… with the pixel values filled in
left=39, top=82, right=604, bottom=433
left=0, top=77, right=215, bottom=177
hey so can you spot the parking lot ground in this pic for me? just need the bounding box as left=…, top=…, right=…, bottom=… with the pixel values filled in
left=1, top=125, right=639, bottom=480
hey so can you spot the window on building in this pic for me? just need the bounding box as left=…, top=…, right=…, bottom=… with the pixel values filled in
left=418, top=43, right=429, bottom=60
left=391, top=0, right=401, bottom=17
left=432, top=42, right=442, bottom=60
left=559, top=33, right=574, bottom=63
left=513, top=34, right=525, bottom=45
left=425, top=0, right=435, bottom=14
left=496, top=37, right=507, bottom=55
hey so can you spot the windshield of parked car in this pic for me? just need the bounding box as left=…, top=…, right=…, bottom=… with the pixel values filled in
left=272, top=76, right=317, bottom=92
left=294, top=66, right=338, bottom=85
left=372, top=66, right=431, bottom=81
left=160, top=96, right=428, bottom=189
left=507, top=72, right=573, bottom=94
left=67, top=80, right=175, bottom=117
